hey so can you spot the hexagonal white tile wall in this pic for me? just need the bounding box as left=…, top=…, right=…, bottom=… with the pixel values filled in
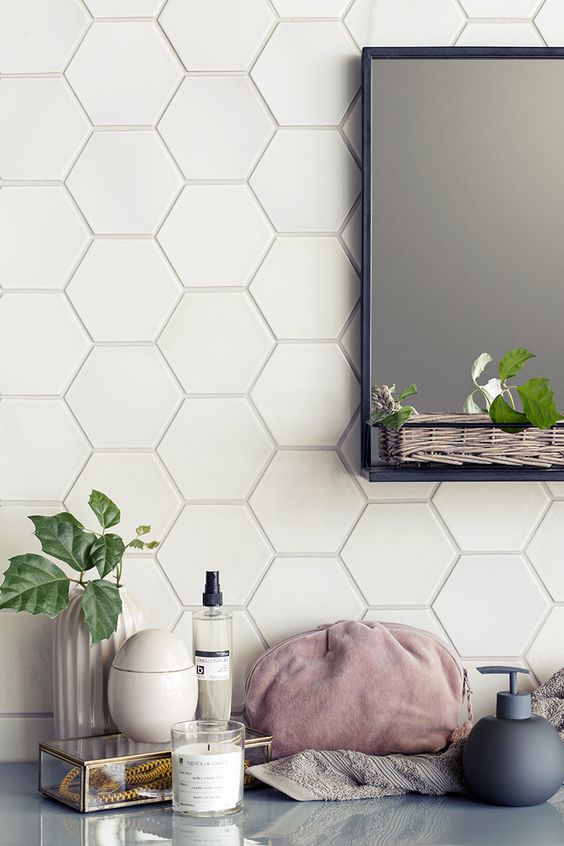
left=0, top=78, right=89, bottom=180
left=345, top=0, right=465, bottom=48
left=340, top=310, right=360, bottom=373
left=464, top=660, right=534, bottom=722
left=250, top=237, right=359, bottom=339
left=159, top=0, right=274, bottom=71
left=251, top=22, right=358, bottom=126
left=249, top=557, right=364, bottom=645
left=175, top=610, right=265, bottom=711
left=342, top=97, right=361, bottom=161
left=251, top=344, right=358, bottom=446
left=272, top=0, right=349, bottom=15
left=250, top=130, right=360, bottom=232
left=434, top=555, right=549, bottom=657
left=158, top=505, right=271, bottom=605
left=364, top=608, right=448, bottom=640
left=0, top=187, right=90, bottom=290
left=341, top=204, right=361, bottom=268
left=85, top=0, right=164, bottom=13
left=527, top=607, right=564, bottom=683
left=527, top=502, right=564, bottom=601
left=250, top=450, right=363, bottom=553
left=340, top=416, right=438, bottom=501
left=67, top=131, right=181, bottom=235
left=66, top=22, right=182, bottom=126
left=0, top=294, right=89, bottom=394
left=121, top=556, right=180, bottom=630
left=433, top=483, right=548, bottom=551
left=0, top=504, right=62, bottom=573
left=0, top=614, right=53, bottom=713
left=158, top=293, right=273, bottom=393
left=67, top=240, right=180, bottom=342
left=158, top=186, right=272, bottom=288
left=456, top=23, right=542, bottom=45
left=547, top=482, right=564, bottom=497
left=158, top=398, right=273, bottom=500
left=66, top=347, right=181, bottom=448
left=159, top=77, right=273, bottom=179
left=0, top=400, right=89, bottom=500
left=65, top=452, right=181, bottom=541
left=462, top=1, right=539, bottom=15
left=0, top=0, right=88, bottom=73
left=342, top=504, right=456, bottom=605
left=536, top=0, right=564, bottom=45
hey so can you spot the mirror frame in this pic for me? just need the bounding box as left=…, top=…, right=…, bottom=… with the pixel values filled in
left=361, top=46, right=564, bottom=482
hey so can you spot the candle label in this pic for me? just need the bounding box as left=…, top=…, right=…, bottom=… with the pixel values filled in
left=175, top=749, right=242, bottom=813
left=195, top=650, right=230, bottom=681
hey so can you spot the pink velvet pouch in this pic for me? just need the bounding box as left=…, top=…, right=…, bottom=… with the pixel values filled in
left=245, top=620, right=470, bottom=760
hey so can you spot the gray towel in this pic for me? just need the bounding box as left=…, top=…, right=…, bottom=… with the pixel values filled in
left=247, top=666, right=564, bottom=801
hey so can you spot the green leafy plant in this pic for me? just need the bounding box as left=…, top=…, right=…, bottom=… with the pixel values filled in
left=370, top=383, right=418, bottom=430
left=464, top=349, right=564, bottom=431
left=0, top=491, right=159, bottom=644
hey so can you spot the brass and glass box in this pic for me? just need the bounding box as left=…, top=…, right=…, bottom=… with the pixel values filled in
left=40, top=729, right=272, bottom=812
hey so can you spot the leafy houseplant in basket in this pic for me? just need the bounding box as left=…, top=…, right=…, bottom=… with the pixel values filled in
left=0, top=490, right=159, bottom=738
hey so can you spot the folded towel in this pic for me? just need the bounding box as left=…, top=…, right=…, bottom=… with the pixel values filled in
left=247, top=666, right=564, bottom=801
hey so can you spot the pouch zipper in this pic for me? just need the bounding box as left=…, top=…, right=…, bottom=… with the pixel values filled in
left=244, top=621, right=464, bottom=698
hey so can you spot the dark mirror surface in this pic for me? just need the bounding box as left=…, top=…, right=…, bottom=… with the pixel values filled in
left=370, top=57, right=564, bottom=412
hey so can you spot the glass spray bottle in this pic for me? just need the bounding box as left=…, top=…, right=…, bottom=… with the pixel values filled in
left=192, top=571, right=233, bottom=720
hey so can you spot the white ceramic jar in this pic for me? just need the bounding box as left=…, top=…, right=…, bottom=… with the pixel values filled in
left=108, top=629, right=198, bottom=743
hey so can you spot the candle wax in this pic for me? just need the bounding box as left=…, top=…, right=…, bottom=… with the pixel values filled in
left=173, top=743, right=243, bottom=814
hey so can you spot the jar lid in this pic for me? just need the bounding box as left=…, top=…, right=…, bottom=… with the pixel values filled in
left=112, top=628, right=193, bottom=673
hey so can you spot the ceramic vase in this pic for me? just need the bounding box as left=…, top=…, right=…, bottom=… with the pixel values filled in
left=52, top=586, right=147, bottom=739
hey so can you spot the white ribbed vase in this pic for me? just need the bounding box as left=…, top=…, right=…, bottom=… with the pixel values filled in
left=53, top=586, right=147, bottom=739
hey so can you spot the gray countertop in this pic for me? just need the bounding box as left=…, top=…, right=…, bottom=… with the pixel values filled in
left=1, top=764, right=564, bottom=846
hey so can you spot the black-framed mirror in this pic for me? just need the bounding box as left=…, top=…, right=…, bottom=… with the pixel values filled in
left=361, top=47, right=564, bottom=482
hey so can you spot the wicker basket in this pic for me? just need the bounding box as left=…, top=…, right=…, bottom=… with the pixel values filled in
left=378, top=413, right=564, bottom=468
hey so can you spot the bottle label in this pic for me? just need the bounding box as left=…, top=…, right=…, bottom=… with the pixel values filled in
left=174, top=747, right=242, bottom=813
left=195, top=650, right=230, bottom=681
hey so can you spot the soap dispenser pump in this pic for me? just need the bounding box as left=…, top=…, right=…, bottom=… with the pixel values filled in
left=463, top=666, right=564, bottom=807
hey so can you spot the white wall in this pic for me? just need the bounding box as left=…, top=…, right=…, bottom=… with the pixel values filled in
left=1, top=0, right=564, bottom=760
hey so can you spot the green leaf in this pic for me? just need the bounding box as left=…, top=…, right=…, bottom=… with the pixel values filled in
left=369, top=408, right=393, bottom=425
left=55, top=512, right=85, bottom=529
left=128, top=538, right=145, bottom=550
left=89, top=534, right=125, bottom=579
left=398, top=384, right=418, bottom=401
left=0, top=555, right=69, bottom=617
left=517, top=378, right=564, bottom=429
left=135, top=525, right=151, bottom=536
left=89, top=490, right=120, bottom=530
left=30, top=515, right=96, bottom=572
left=145, top=540, right=159, bottom=550
left=471, top=353, right=493, bottom=383
left=489, top=395, right=530, bottom=434
left=463, top=392, right=482, bottom=414
left=81, top=580, right=122, bottom=644
left=381, top=407, right=415, bottom=430
left=498, top=348, right=535, bottom=382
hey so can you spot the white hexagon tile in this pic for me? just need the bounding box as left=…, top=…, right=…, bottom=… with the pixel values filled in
left=85, top=0, right=165, bottom=14
left=537, top=0, right=564, bottom=45
left=456, top=23, right=542, bottom=46
left=0, top=293, right=89, bottom=394
left=67, top=131, right=181, bottom=234
left=527, top=502, right=564, bottom=601
left=121, top=556, right=180, bottom=631
left=157, top=186, right=272, bottom=287
left=345, top=0, right=465, bottom=47
left=250, top=129, right=361, bottom=232
left=0, top=78, right=89, bottom=180
left=159, top=0, right=274, bottom=71
left=249, top=557, right=364, bottom=645
left=251, top=343, right=358, bottom=446
left=66, top=347, right=181, bottom=448
left=67, top=240, right=180, bottom=342
left=461, top=1, right=539, bottom=15
left=250, top=237, right=359, bottom=339
left=158, top=505, right=271, bottom=605
left=159, top=77, right=273, bottom=179
left=272, top=0, right=350, bottom=15
left=251, top=22, right=358, bottom=125
left=0, top=0, right=88, bottom=73
left=158, top=398, right=274, bottom=500
left=0, top=188, right=90, bottom=290
left=342, top=504, right=457, bottom=605
left=66, top=22, right=182, bottom=125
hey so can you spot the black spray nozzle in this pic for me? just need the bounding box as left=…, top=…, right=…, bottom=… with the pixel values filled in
left=477, top=666, right=530, bottom=694
left=203, top=570, right=223, bottom=607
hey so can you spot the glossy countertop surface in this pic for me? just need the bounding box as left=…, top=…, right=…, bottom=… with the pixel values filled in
left=2, top=764, right=564, bottom=846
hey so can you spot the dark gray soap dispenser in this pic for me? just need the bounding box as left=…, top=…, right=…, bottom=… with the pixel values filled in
left=463, top=666, right=564, bottom=807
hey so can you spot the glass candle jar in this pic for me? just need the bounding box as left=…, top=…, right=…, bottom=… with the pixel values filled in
left=171, top=720, right=245, bottom=817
